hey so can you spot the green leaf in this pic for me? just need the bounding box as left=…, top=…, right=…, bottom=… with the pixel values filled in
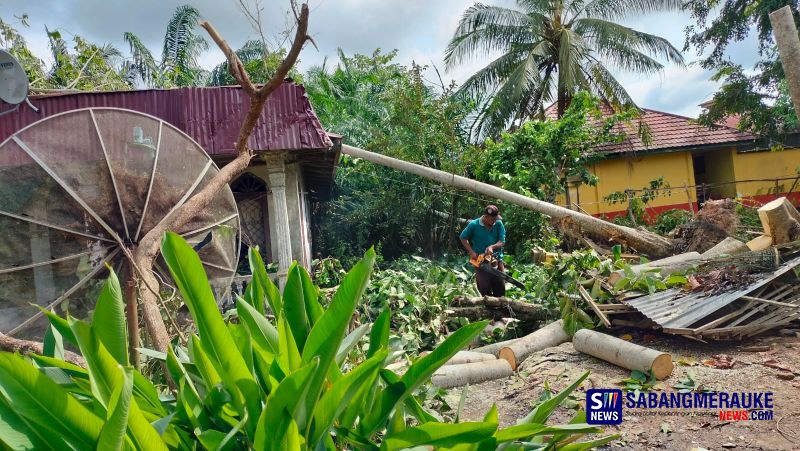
left=42, top=323, right=64, bottom=360
left=518, top=371, right=589, bottom=425
left=300, top=266, right=324, bottom=326
left=310, top=349, right=388, bottom=447
left=161, top=232, right=261, bottom=437
left=283, top=262, right=310, bottom=351
left=0, top=353, right=103, bottom=449
left=336, top=323, right=370, bottom=366
left=237, top=296, right=279, bottom=354
left=557, top=434, right=619, bottom=450
left=254, top=358, right=319, bottom=451
left=380, top=421, right=497, bottom=450
left=493, top=423, right=598, bottom=442
left=250, top=247, right=278, bottom=316
left=301, top=248, right=376, bottom=431
left=367, top=308, right=391, bottom=358
left=38, top=307, right=76, bottom=346
left=92, top=269, right=129, bottom=365
left=0, top=394, right=60, bottom=450
left=363, top=320, right=487, bottom=435
left=97, top=365, right=134, bottom=451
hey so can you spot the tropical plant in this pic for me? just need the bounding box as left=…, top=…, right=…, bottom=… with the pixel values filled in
left=208, top=41, right=302, bottom=86
left=44, top=29, right=132, bottom=91
left=123, top=4, right=209, bottom=87
left=685, top=0, right=799, bottom=139
left=0, top=233, right=614, bottom=450
left=0, top=16, right=48, bottom=89
left=445, top=0, right=685, bottom=138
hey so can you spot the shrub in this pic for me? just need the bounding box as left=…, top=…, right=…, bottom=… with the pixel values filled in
left=0, top=233, right=615, bottom=450
left=652, top=209, right=692, bottom=235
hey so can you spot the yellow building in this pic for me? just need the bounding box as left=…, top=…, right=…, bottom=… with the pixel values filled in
left=559, top=108, right=800, bottom=220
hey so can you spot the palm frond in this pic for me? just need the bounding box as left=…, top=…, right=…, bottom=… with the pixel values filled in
left=582, top=0, right=683, bottom=20
left=574, top=17, right=684, bottom=67
left=582, top=57, right=636, bottom=107
left=123, top=32, right=160, bottom=87
left=445, top=3, right=541, bottom=68
left=161, top=4, right=207, bottom=82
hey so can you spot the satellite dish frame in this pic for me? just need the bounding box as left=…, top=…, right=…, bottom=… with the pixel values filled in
left=0, top=49, right=38, bottom=116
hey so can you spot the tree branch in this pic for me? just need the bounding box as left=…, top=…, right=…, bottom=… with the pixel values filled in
left=0, top=333, right=86, bottom=368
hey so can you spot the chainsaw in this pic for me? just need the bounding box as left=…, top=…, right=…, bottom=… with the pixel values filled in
left=469, top=253, right=526, bottom=289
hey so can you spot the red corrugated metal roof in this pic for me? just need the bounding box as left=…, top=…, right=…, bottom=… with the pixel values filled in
left=0, top=82, right=333, bottom=155
left=543, top=103, right=756, bottom=155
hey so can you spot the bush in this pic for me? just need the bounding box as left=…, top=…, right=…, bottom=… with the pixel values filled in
left=652, top=209, right=692, bottom=235
left=0, top=234, right=615, bottom=450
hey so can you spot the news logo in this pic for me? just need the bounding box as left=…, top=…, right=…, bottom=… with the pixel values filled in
left=587, top=389, right=623, bottom=425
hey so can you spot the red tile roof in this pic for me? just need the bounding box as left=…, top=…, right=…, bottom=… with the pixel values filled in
left=544, top=104, right=756, bottom=155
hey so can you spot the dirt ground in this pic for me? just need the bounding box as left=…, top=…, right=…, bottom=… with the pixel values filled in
left=453, top=329, right=800, bottom=450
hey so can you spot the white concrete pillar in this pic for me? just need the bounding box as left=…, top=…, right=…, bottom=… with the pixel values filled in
left=265, top=154, right=293, bottom=287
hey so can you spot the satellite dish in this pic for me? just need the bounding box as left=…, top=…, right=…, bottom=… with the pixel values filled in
left=0, top=108, right=240, bottom=337
left=0, top=50, right=29, bottom=105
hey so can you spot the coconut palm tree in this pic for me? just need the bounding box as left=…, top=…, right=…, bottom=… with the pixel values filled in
left=124, top=4, right=209, bottom=87
left=445, top=0, right=685, bottom=138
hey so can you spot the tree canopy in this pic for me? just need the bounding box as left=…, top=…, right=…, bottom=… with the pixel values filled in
left=445, top=0, right=684, bottom=139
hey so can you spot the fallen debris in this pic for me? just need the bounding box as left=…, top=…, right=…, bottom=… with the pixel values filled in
left=470, top=337, right=520, bottom=355
left=674, top=199, right=740, bottom=253
left=758, top=197, right=800, bottom=244
left=572, top=329, right=674, bottom=379
left=498, top=320, right=569, bottom=370
left=431, top=359, right=514, bottom=389
left=449, top=296, right=552, bottom=324
left=701, top=237, right=748, bottom=259
left=442, top=350, right=498, bottom=366
left=607, top=252, right=702, bottom=285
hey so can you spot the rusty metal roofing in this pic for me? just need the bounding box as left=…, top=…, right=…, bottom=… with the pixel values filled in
left=623, top=256, right=800, bottom=329
left=1, top=82, right=333, bottom=155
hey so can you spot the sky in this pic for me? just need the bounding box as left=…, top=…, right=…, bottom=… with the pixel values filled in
left=1, top=0, right=764, bottom=118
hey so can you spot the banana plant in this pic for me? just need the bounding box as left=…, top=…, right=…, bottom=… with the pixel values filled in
left=0, top=232, right=615, bottom=450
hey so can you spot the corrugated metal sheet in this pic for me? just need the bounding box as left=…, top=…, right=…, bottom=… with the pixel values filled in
left=624, top=256, right=800, bottom=329
left=0, top=83, right=333, bottom=155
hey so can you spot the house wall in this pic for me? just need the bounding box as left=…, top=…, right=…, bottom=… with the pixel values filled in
left=240, top=163, right=313, bottom=270
left=564, top=151, right=696, bottom=219
left=694, top=148, right=736, bottom=199
left=731, top=147, right=800, bottom=204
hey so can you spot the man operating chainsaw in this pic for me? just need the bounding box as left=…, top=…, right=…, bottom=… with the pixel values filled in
left=460, top=205, right=507, bottom=296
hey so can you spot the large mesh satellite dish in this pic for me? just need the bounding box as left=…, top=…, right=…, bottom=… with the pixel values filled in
left=0, top=50, right=28, bottom=105
left=0, top=108, right=239, bottom=337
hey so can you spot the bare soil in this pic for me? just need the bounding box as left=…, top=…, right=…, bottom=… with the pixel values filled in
left=453, top=329, right=800, bottom=450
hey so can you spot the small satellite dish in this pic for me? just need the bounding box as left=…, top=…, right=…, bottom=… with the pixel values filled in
left=0, top=49, right=29, bottom=105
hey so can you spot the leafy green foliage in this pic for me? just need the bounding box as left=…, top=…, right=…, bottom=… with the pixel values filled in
left=208, top=41, right=302, bottom=86
left=620, top=369, right=657, bottom=393
left=604, top=177, right=672, bottom=225
left=0, top=236, right=607, bottom=450
left=445, top=0, right=684, bottom=138
left=652, top=209, right=692, bottom=235
left=685, top=0, right=799, bottom=138
left=124, top=4, right=209, bottom=87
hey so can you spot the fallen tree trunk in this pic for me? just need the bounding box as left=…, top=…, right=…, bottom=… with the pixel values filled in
left=607, top=252, right=702, bottom=285
left=420, top=350, right=498, bottom=365
left=471, top=337, right=521, bottom=355
left=572, top=329, right=673, bottom=379
left=770, top=6, right=800, bottom=120
left=449, top=296, right=553, bottom=323
left=701, top=237, right=748, bottom=259
left=498, top=320, right=569, bottom=370
left=758, top=197, right=800, bottom=245
left=341, top=145, right=675, bottom=258
left=431, top=359, right=514, bottom=389
left=0, top=334, right=85, bottom=367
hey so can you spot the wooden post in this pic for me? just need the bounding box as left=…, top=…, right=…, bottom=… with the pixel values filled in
left=684, top=183, right=695, bottom=217
left=125, top=264, right=140, bottom=367
left=770, top=6, right=800, bottom=123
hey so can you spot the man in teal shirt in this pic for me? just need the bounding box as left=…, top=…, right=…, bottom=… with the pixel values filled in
left=460, top=205, right=506, bottom=296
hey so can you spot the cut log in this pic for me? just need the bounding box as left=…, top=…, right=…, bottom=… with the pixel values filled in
left=770, top=6, right=800, bottom=122
left=607, top=252, right=702, bottom=285
left=757, top=197, right=800, bottom=244
left=341, top=144, right=675, bottom=258
left=746, top=235, right=773, bottom=251
left=701, top=237, right=748, bottom=259
left=572, top=329, right=673, bottom=379
left=449, top=296, right=553, bottom=323
left=439, top=351, right=497, bottom=365
left=431, top=359, right=513, bottom=389
left=470, top=337, right=521, bottom=355
left=498, top=320, right=569, bottom=370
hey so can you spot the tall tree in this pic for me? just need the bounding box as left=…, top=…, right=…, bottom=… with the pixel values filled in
left=445, top=0, right=684, bottom=138
left=685, top=0, right=800, bottom=139
left=124, top=4, right=209, bottom=87
left=45, top=29, right=132, bottom=91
